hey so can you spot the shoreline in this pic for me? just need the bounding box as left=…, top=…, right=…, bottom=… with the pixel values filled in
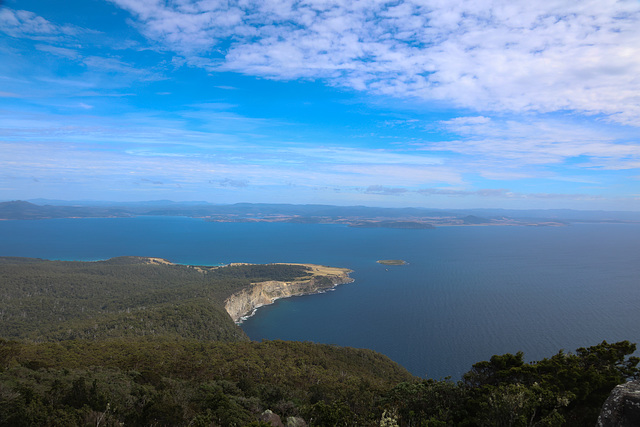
left=224, top=264, right=354, bottom=323
left=235, top=285, right=344, bottom=324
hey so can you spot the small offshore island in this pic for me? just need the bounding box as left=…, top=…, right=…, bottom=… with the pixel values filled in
left=377, top=259, right=407, bottom=265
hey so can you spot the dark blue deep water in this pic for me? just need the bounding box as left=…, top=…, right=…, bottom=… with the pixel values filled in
left=1, top=216, right=639, bottom=378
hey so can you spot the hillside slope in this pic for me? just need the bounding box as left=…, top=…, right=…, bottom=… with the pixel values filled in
left=0, top=256, right=351, bottom=342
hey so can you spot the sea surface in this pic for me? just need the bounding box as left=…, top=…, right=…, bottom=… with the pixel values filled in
left=1, top=216, right=639, bottom=379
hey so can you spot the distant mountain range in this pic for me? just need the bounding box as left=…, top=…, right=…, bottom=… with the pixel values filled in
left=1, top=199, right=639, bottom=225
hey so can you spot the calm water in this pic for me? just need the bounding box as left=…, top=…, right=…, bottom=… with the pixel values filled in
left=1, top=216, right=639, bottom=378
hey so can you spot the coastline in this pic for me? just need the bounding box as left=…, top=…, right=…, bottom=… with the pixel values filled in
left=224, top=263, right=354, bottom=324
left=235, top=286, right=341, bottom=324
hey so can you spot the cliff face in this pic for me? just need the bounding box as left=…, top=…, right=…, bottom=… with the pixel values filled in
left=224, top=264, right=353, bottom=323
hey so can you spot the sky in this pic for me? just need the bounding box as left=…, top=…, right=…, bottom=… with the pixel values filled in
left=1, top=0, right=640, bottom=210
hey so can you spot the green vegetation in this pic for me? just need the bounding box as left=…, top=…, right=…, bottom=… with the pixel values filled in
left=0, top=339, right=412, bottom=426
left=377, top=259, right=407, bottom=265
left=0, top=338, right=635, bottom=426
left=390, top=340, right=639, bottom=427
left=0, top=256, right=311, bottom=342
left=0, top=257, right=637, bottom=426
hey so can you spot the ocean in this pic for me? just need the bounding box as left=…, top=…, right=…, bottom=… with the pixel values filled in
left=1, top=216, right=639, bottom=379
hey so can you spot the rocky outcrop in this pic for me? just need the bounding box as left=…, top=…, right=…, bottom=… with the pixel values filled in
left=224, top=264, right=353, bottom=323
left=260, top=410, right=284, bottom=426
left=597, top=380, right=640, bottom=427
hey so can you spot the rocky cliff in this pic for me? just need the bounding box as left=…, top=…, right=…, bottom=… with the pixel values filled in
left=224, top=264, right=353, bottom=323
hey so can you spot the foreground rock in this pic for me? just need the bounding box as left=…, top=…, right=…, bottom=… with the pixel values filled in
left=597, top=379, right=640, bottom=427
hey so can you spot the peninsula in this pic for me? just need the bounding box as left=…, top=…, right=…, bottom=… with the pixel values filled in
left=0, top=256, right=353, bottom=341
left=224, top=263, right=353, bottom=323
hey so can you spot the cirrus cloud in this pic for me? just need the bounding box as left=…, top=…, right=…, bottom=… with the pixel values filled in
left=428, top=115, right=640, bottom=170
left=0, top=8, right=79, bottom=39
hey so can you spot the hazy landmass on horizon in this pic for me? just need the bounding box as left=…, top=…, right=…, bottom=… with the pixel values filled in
left=2, top=199, right=640, bottom=225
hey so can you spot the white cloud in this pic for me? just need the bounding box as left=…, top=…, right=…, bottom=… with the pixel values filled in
left=35, top=44, right=80, bottom=58
left=110, top=0, right=640, bottom=124
left=0, top=8, right=78, bottom=39
left=430, top=115, right=640, bottom=169
left=417, top=188, right=511, bottom=197
left=284, top=146, right=443, bottom=166
left=332, top=164, right=463, bottom=186
left=416, top=187, right=602, bottom=201
left=0, top=9, right=167, bottom=103
left=218, top=178, right=249, bottom=188
left=365, top=185, right=409, bottom=195
left=0, top=106, right=464, bottom=190
left=81, top=56, right=165, bottom=82
left=0, top=9, right=57, bottom=36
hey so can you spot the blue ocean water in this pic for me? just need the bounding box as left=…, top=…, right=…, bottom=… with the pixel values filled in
left=1, top=216, right=639, bottom=379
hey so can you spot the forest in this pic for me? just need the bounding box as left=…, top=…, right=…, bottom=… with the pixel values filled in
left=0, top=256, right=637, bottom=426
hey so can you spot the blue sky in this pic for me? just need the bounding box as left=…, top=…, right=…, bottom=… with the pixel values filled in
left=1, top=0, right=640, bottom=210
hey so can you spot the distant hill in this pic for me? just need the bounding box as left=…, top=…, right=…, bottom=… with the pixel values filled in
left=461, top=214, right=491, bottom=224
left=0, top=200, right=131, bottom=220
left=2, top=199, right=639, bottom=224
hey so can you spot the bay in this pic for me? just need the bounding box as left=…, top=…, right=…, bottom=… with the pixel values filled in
left=1, top=216, right=639, bottom=379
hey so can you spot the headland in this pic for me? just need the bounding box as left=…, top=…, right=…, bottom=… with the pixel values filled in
left=224, top=263, right=353, bottom=323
